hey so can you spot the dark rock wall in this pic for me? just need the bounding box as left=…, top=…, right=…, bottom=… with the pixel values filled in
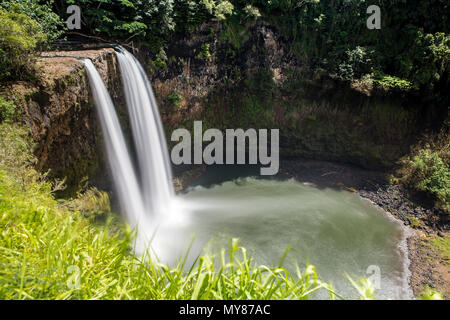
left=3, top=49, right=122, bottom=195
left=146, top=23, right=421, bottom=170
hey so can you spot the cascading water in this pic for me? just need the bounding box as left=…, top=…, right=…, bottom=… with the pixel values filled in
left=83, top=59, right=146, bottom=230
left=84, top=55, right=182, bottom=261
left=116, top=48, right=174, bottom=219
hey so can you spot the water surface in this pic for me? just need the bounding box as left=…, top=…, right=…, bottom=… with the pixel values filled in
left=161, top=167, right=412, bottom=299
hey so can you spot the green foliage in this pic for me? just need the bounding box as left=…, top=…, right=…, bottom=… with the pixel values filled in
left=53, top=0, right=173, bottom=52
left=55, top=0, right=233, bottom=53
left=172, top=0, right=208, bottom=33
left=242, top=4, right=261, bottom=21
left=198, top=43, right=211, bottom=60
left=0, top=123, right=36, bottom=177
left=397, top=124, right=450, bottom=213
left=64, top=187, right=111, bottom=218
left=373, top=73, right=414, bottom=91
left=49, top=0, right=450, bottom=99
left=207, top=0, right=234, bottom=21
left=408, top=217, right=425, bottom=229
left=0, top=1, right=64, bottom=80
left=431, top=236, right=450, bottom=260
left=219, top=17, right=249, bottom=49
left=424, top=236, right=450, bottom=266
left=235, top=0, right=449, bottom=90
left=168, top=90, right=182, bottom=107
left=0, top=7, right=46, bottom=80
left=48, top=0, right=449, bottom=92
left=419, top=285, right=443, bottom=300
left=404, top=149, right=450, bottom=212
left=154, top=57, right=168, bottom=70
left=336, top=46, right=375, bottom=81
left=400, top=30, right=450, bottom=86
left=0, top=96, right=19, bottom=123
left=148, top=50, right=168, bottom=73
left=0, top=0, right=65, bottom=44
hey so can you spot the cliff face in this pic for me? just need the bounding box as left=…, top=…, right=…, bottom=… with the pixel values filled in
left=146, top=23, right=420, bottom=169
left=2, top=48, right=122, bottom=195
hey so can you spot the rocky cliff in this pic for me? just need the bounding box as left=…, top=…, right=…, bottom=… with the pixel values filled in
left=1, top=48, right=122, bottom=195
left=146, top=22, right=421, bottom=169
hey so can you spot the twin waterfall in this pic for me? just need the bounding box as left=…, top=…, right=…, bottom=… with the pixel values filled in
left=84, top=48, right=176, bottom=258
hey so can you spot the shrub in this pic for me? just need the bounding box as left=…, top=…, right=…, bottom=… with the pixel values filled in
left=198, top=43, right=211, bottom=60
left=373, top=73, right=415, bottom=91
left=0, top=0, right=65, bottom=44
left=403, top=149, right=450, bottom=212
left=168, top=90, right=182, bottom=107
left=336, top=46, right=376, bottom=81
left=0, top=123, right=35, bottom=176
left=405, top=31, right=450, bottom=86
left=202, top=0, right=234, bottom=21
left=64, top=187, right=111, bottom=218
left=243, top=4, right=261, bottom=21
left=0, top=96, right=19, bottom=123
left=0, top=7, right=46, bottom=80
left=419, top=285, right=443, bottom=300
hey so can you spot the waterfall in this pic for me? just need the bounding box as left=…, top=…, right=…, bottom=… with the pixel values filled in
left=84, top=52, right=181, bottom=260
left=115, top=48, right=174, bottom=220
left=83, top=59, right=147, bottom=230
